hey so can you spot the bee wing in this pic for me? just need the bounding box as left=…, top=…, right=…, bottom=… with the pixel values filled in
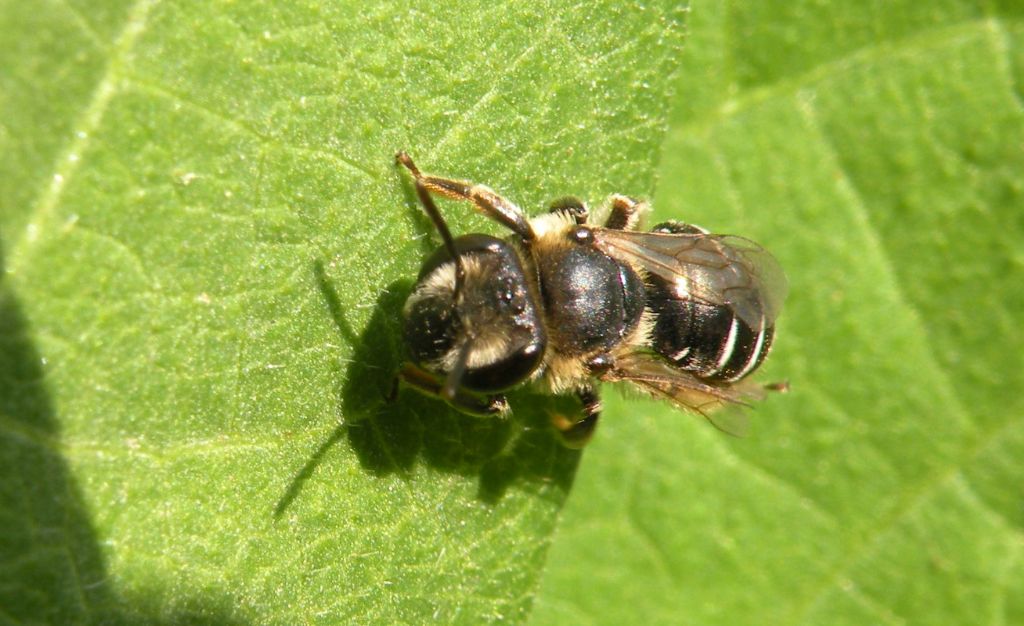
left=606, top=352, right=765, bottom=437
left=592, top=228, right=788, bottom=328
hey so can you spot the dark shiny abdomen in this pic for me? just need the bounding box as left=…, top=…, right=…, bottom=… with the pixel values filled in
left=647, top=277, right=773, bottom=383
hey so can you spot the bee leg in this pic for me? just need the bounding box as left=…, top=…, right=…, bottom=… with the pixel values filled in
left=395, top=151, right=535, bottom=240
left=603, top=194, right=648, bottom=231
left=548, top=196, right=589, bottom=224
left=552, top=385, right=602, bottom=449
left=397, top=363, right=509, bottom=417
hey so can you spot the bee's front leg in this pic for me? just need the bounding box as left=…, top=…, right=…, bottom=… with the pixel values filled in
left=551, top=385, right=602, bottom=449
left=395, top=363, right=509, bottom=417
left=395, top=151, right=534, bottom=240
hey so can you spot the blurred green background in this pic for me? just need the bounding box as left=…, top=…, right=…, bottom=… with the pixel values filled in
left=1, top=1, right=1021, bottom=624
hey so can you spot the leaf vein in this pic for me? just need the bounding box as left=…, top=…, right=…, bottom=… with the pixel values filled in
left=988, top=16, right=1024, bottom=114
left=72, top=224, right=153, bottom=286
left=788, top=414, right=1024, bottom=625
left=714, top=435, right=840, bottom=526
left=955, top=465, right=1024, bottom=539
left=51, top=0, right=107, bottom=51
left=623, top=466, right=681, bottom=588
left=680, top=19, right=998, bottom=139
left=429, top=27, right=554, bottom=160
left=8, top=0, right=162, bottom=277
left=838, top=583, right=909, bottom=626
left=125, top=77, right=380, bottom=181
left=795, top=95, right=974, bottom=426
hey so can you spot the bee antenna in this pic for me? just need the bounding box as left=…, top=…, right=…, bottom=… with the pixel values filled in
left=441, top=339, right=474, bottom=402
left=399, top=153, right=466, bottom=304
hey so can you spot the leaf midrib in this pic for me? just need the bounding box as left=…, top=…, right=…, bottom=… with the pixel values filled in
left=7, top=0, right=159, bottom=278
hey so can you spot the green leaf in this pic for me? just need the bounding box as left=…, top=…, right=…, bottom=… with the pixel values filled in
left=532, top=2, right=1024, bottom=625
left=0, top=1, right=685, bottom=623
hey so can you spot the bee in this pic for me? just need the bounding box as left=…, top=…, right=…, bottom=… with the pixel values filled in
left=393, top=152, right=787, bottom=447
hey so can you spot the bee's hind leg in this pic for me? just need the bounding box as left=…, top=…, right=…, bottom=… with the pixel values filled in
left=650, top=220, right=709, bottom=235
left=548, top=196, right=590, bottom=224
left=551, top=385, right=602, bottom=449
left=603, top=194, right=648, bottom=231
left=547, top=194, right=646, bottom=231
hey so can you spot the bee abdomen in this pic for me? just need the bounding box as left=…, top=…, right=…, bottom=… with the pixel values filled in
left=649, top=296, right=774, bottom=384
